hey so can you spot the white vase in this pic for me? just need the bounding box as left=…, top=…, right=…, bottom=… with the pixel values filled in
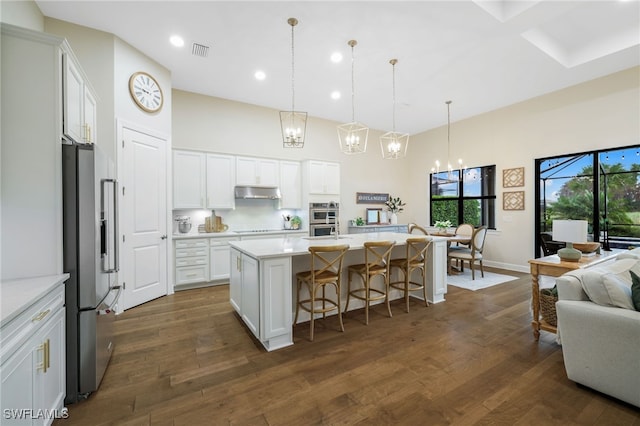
left=390, top=213, right=398, bottom=224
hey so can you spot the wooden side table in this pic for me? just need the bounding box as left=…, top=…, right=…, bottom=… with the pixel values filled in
left=528, top=250, right=622, bottom=340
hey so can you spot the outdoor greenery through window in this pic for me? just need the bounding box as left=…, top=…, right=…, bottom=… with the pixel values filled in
left=430, top=165, right=496, bottom=228
left=535, top=145, right=640, bottom=255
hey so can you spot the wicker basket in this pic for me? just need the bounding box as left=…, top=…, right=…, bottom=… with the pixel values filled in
left=539, top=289, right=558, bottom=327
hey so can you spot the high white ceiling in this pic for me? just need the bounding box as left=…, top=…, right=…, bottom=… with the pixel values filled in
left=36, top=0, right=640, bottom=134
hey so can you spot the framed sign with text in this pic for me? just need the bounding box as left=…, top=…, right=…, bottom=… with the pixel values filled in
left=356, top=192, right=389, bottom=204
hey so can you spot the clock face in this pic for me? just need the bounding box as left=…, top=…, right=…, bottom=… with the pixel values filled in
left=129, top=72, right=163, bottom=113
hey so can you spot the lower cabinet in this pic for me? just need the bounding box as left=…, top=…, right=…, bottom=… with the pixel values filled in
left=174, top=239, right=209, bottom=288
left=1, top=284, right=66, bottom=426
left=229, top=248, right=293, bottom=351
left=348, top=224, right=409, bottom=234
left=209, top=237, right=239, bottom=281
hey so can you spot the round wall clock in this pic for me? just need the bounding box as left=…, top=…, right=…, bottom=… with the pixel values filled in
left=129, top=71, right=163, bottom=113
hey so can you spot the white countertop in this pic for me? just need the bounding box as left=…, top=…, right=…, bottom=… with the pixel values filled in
left=1, top=274, right=69, bottom=326
left=173, top=229, right=307, bottom=240
left=229, top=232, right=446, bottom=259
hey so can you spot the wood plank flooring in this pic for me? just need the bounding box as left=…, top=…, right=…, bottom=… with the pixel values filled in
left=55, top=269, right=640, bottom=425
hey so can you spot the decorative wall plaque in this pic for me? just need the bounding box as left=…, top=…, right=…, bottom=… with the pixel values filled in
left=503, top=191, right=525, bottom=211
left=356, top=192, right=389, bottom=204
left=503, top=167, right=525, bottom=188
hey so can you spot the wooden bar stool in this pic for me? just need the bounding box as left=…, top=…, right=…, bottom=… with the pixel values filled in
left=389, top=237, right=432, bottom=313
left=345, top=240, right=396, bottom=325
left=294, top=244, right=350, bottom=341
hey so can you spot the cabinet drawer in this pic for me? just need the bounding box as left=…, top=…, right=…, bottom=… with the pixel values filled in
left=175, top=239, right=208, bottom=249
left=175, top=247, right=208, bottom=258
left=210, top=237, right=239, bottom=247
left=1, top=285, right=64, bottom=363
left=176, top=265, right=209, bottom=285
left=175, top=256, right=208, bottom=267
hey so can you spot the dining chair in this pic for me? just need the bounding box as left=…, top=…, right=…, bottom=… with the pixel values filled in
left=408, top=223, right=429, bottom=235
left=453, top=223, right=474, bottom=247
left=345, top=240, right=396, bottom=325
left=294, top=244, right=350, bottom=341
left=447, top=226, right=488, bottom=280
left=389, top=237, right=432, bottom=313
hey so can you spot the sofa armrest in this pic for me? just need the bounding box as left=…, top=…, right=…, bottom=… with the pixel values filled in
left=556, top=274, right=589, bottom=301
left=556, top=300, right=640, bottom=407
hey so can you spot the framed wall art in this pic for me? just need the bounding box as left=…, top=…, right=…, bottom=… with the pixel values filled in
left=503, top=191, right=525, bottom=211
left=503, top=167, right=524, bottom=188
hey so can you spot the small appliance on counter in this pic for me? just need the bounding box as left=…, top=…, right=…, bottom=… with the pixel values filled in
left=205, top=210, right=229, bottom=233
left=175, top=216, right=192, bottom=233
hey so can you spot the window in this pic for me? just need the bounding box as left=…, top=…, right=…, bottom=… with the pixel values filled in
left=430, top=165, right=496, bottom=228
left=535, top=145, right=640, bottom=256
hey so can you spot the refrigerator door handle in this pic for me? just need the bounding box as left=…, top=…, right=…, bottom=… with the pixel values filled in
left=101, top=178, right=119, bottom=273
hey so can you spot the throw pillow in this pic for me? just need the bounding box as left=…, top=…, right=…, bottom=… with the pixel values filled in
left=629, top=270, right=640, bottom=311
left=581, top=271, right=635, bottom=310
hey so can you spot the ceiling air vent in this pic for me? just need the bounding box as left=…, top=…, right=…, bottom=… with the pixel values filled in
left=191, top=42, right=210, bottom=58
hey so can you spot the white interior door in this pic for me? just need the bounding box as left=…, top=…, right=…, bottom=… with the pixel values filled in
left=120, top=125, right=168, bottom=310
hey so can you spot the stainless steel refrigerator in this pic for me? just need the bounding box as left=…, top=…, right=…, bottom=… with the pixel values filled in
left=62, top=143, right=121, bottom=404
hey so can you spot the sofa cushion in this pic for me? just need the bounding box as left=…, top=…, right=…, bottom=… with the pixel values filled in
left=581, top=270, right=635, bottom=310
left=630, top=270, right=640, bottom=311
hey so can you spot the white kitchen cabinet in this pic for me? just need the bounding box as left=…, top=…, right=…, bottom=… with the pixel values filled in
left=1, top=279, right=67, bottom=426
left=173, top=150, right=206, bottom=209
left=206, top=154, right=235, bottom=209
left=209, top=237, right=239, bottom=281
left=279, top=160, right=302, bottom=209
left=229, top=248, right=292, bottom=350
left=236, top=156, right=279, bottom=187
left=306, top=160, right=340, bottom=195
left=174, top=239, right=209, bottom=287
left=62, top=52, right=97, bottom=144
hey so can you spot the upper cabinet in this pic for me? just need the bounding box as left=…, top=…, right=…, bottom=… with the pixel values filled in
left=62, top=52, right=97, bottom=144
left=173, top=150, right=206, bottom=209
left=306, top=160, right=340, bottom=195
left=236, top=157, right=279, bottom=187
left=173, top=150, right=236, bottom=209
left=279, top=160, right=302, bottom=209
left=206, top=154, right=235, bottom=209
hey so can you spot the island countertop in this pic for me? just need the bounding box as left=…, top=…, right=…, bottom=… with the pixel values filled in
left=228, top=232, right=447, bottom=259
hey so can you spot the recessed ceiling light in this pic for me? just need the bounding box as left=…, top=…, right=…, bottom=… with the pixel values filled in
left=169, top=35, right=184, bottom=47
left=254, top=70, right=266, bottom=81
left=331, top=91, right=341, bottom=100
left=330, top=52, right=343, bottom=63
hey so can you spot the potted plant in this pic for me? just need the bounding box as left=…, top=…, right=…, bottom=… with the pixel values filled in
left=354, top=217, right=365, bottom=226
left=434, top=220, right=452, bottom=234
left=385, top=196, right=405, bottom=224
left=290, top=215, right=302, bottom=230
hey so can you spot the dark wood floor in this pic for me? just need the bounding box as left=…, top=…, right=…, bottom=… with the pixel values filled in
left=56, top=269, right=640, bottom=425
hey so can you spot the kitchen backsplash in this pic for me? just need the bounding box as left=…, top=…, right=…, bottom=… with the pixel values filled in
left=173, top=199, right=303, bottom=234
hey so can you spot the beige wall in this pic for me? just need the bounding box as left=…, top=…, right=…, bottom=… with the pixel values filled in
left=410, top=67, right=640, bottom=270
left=173, top=67, right=640, bottom=271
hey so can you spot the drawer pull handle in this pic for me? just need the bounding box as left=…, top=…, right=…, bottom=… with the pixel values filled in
left=32, top=309, right=51, bottom=322
left=186, top=273, right=198, bottom=278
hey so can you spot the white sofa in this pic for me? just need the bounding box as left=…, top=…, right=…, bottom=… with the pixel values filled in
left=555, top=257, right=640, bottom=408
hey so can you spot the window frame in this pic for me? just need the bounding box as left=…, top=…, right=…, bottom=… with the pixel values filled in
left=429, top=164, right=497, bottom=229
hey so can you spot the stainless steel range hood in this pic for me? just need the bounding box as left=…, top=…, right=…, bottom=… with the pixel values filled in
left=234, top=185, right=281, bottom=200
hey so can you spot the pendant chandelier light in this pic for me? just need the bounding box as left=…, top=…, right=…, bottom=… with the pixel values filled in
left=380, top=59, right=409, bottom=159
left=433, top=100, right=464, bottom=179
left=280, top=17, right=307, bottom=148
left=338, top=40, right=368, bottom=154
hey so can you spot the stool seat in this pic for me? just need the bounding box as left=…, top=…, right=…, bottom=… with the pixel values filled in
left=294, top=244, right=350, bottom=341
left=345, top=240, right=395, bottom=325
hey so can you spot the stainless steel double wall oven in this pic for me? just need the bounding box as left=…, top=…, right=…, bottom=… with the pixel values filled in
left=309, top=202, right=339, bottom=236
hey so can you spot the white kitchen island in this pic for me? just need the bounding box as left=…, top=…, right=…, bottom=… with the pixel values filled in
left=228, top=232, right=448, bottom=351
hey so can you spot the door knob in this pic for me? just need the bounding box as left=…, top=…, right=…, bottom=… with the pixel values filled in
left=161, top=234, right=167, bottom=240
